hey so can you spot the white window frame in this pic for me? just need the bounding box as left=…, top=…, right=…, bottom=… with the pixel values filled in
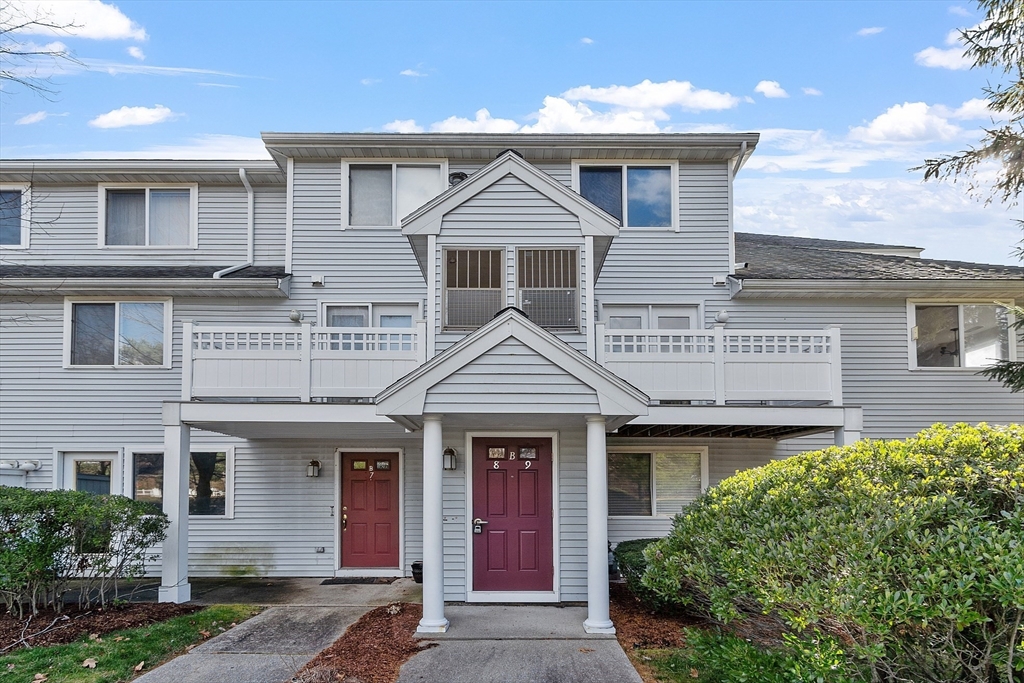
left=317, top=301, right=422, bottom=328
left=907, top=299, right=1017, bottom=371
left=0, top=182, right=31, bottom=249
left=55, top=449, right=123, bottom=494
left=63, top=298, right=173, bottom=369
left=442, top=246, right=507, bottom=331
left=124, top=445, right=236, bottom=519
left=600, top=302, right=704, bottom=330
left=341, top=159, right=448, bottom=230
left=97, top=183, right=199, bottom=248
left=571, top=161, right=679, bottom=231
left=515, top=247, right=582, bottom=332
left=606, top=446, right=709, bottom=519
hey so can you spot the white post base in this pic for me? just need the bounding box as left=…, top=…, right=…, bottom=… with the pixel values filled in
left=416, top=618, right=450, bottom=634
left=583, top=619, right=616, bottom=634
left=158, top=583, right=192, bottom=604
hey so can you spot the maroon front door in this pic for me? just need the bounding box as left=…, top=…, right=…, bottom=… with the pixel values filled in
left=341, top=452, right=400, bottom=568
left=472, top=438, right=554, bottom=592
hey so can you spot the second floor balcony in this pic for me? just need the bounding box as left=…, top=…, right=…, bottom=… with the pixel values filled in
left=183, top=321, right=843, bottom=407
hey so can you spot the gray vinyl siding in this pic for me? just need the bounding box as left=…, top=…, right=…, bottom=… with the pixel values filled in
left=12, top=184, right=284, bottom=266
left=289, top=161, right=426, bottom=322
left=595, top=163, right=733, bottom=324
left=604, top=437, right=780, bottom=545
left=434, top=173, right=590, bottom=353
left=423, top=339, right=600, bottom=414
left=447, top=162, right=571, bottom=189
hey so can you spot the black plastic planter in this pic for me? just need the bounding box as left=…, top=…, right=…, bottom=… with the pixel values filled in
left=411, top=561, right=423, bottom=583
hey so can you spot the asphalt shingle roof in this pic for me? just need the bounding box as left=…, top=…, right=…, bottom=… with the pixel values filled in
left=0, top=265, right=289, bottom=279
left=735, top=233, right=1024, bottom=281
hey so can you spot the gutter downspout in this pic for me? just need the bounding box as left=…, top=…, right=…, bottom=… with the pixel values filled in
left=214, top=167, right=255, bottom=279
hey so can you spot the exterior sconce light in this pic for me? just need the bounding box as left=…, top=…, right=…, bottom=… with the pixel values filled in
left=306, top=459, right=321, bottom=477
left=442, top=448, right=457, bottom=471
left=289, top=309, right=304, bottom=323
left=715, top=310, right=730, bottom=324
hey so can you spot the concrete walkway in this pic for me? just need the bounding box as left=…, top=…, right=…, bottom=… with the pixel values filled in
left=135, top=578, right=421, bottom=683
left=399, top=605, right=642, bottom=683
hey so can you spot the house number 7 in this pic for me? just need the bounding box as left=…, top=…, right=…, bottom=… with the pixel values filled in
left=368, top=465, right=374, bottom=479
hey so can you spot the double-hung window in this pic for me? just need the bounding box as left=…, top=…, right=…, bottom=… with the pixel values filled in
left=0, top=184, right=30, bottom=248
left=576, top=163, right=676, bottom=229
left=909, top=302, right=1014, bottom=369
left=444, top=249, right=505, bottom=328
left=517, top=249, right=579, bottom=329
left=99, top=185, right=196, bottom=247
left=347, top=163, right=444, bottom=227
left=65, top=299, right=171, bottom=367
left=607, top=448, right=709, bottom=517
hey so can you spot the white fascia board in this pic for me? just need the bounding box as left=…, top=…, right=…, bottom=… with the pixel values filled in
left=0, top=278, right=290, bottom=298
left=375, top=309, right=648, bottom=417
left=735, top=279, right=1024, bottom=299
left=632, top=405, right=849, bottom=428
left=177, top=401, right=390, bottom=425
left=402, top=153, right=619, bottom=237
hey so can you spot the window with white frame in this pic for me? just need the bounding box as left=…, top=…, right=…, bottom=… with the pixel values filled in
left=65, top=299, right=170, bottom=367
left=322, top=303, right=418, bottom=328
left=517, top=249, right=579, bottom=329
left=0, top=184, right=30, bottom=248
left=347, top=163, right=443, bottom=227
left=607, top=449, right=708, bottom=517
left=577, top=164, right=675, bottom=228
left=910, top=302, right=1013, bottom=369
left=603, top=304, right=699, bottom=331
left=126, top=448, right=234, bottom=517
left=444, top=249, right=505, bottom=329
left=99, top=185, right=196, bottom=247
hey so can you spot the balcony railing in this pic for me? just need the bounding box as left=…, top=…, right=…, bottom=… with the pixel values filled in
left=183, top=321, right=426, bottom=401
left=596, top=323, right=843, bottom=405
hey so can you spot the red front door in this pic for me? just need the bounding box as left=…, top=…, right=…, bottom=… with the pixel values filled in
left=472, top=438, right=554, bottom=592
left=341, top=452, right=400, bottom=568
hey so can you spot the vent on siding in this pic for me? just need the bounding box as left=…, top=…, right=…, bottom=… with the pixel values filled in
left=445, top=249, right=503, bottom=328
left=517, top=249, right=578, bottom=329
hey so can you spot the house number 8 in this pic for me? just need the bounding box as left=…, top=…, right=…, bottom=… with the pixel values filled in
left=493, top=461, right=500, bottom=469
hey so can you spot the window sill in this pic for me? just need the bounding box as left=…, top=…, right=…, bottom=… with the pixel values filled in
left=607, top=514, right=679, bottom=520
left=908, top=366, right=1004, bottom=372
left=98, top=245, right=197, bottom=250
left=64, top=365, right=172, bottom=370
left=0, top=244, right=29, bottom=250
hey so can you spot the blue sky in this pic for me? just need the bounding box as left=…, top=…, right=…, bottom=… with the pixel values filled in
left=2, top=0, right=1022, bottom=264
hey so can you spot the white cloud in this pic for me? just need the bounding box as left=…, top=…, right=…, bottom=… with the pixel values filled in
left=849, top=102, right=961, bottom=143
left=88, top=104, right=176, bottom=128
left=754, top=80, right=789, bottom=98
left=5, top=0, right=147, bottom=40
left=197, top=82, right=239, bottom=88
left=948, top=6, right=971, bottom=17
left=521, top=96, right=663, bottom=133
left=82, top=59, right=244, bottom=77
left=915, top=45, right=971, bottom=69
left=580, top=37, right=594, bottom=44
left=931, top=97, right=998, bottom=120
left=802, top=87, right=823, bottom=96
left=127, top=46, right=144, bottom=60
left=430, top=108, right=520, bottom=133
left=562, top=79, right=740, bottom=113
left=69, top=134, right=271, bottom=160
left=857, top=26, right=885, bottom=36
left=382, top=119, right=424, bottom=133
left=735, top=176, right=1020, bottom=265
left=400, top=69, right=426, bottom=77
left=360, top=78, right=381, bottom=86
left=15, top=110, right=48, bottom=125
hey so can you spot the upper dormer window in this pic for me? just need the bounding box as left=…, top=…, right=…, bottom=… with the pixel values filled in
left=99, top=185, right=197, bottom=247
left=575, top=163, right=676, bottom=229
left=348, top=163, right=444, bottom=227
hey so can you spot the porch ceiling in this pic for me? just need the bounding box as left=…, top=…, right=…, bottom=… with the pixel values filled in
left=619, top=405, right=855, bottom=440
left=174, top=402, right=410, bottom=440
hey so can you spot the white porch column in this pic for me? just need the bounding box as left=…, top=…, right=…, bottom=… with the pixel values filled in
left=418, top=415, right=449, bottom=633
left=159, top=403, right=191, bottom=603
left=834, top=406, right=864, bottom=447
left=584, top=415, right=615, bottom=634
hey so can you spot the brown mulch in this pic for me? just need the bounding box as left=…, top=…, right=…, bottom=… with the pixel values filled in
left=291, top=602, right=435, bottom=683
left=1, top=603, right=202, bottom=650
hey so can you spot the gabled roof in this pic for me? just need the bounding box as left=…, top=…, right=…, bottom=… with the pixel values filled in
left=375, top=308, right=649, bottom=430
left=402, top=151, right=620, bottom=236
left=736, top=232, right=923, bottom=257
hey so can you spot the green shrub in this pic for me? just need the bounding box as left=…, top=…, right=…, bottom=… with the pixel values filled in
left=0, top=486, right=169, bottom=617
left=651, top=627, right=862, bottom=683
left=613, top=538, right=662, bottom=606
left=643, top=423, right=1024, bottom=683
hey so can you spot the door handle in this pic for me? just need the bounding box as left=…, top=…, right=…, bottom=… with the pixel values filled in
left=342, top=513, right=347, bottom=531
left=472, top=518, right=488, bottom=525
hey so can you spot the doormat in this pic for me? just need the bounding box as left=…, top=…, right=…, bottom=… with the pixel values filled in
left=320, top=577, right=399, bottom=585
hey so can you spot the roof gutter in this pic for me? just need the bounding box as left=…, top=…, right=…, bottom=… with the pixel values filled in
left=214, top=168, right=255, bottom=279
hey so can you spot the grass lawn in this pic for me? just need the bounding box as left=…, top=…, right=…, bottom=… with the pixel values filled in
left=1, top=604, right=261, bottom=683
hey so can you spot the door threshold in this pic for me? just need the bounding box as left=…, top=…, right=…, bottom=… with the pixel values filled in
left=335, top=568, right=405, bottom=578
left=466, top=591, right=558, bottom=603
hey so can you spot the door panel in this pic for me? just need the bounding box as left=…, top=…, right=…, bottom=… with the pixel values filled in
left=472, top=438, right=553, bottom=592
left=341, top=453, right=399, bottom=568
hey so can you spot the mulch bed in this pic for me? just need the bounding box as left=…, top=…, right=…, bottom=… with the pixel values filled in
left=291, top=602, right=434, bottom=683
left=1, top=603, right=202, bottom=651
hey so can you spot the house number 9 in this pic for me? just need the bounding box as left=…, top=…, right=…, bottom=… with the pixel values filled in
left=524, top=461, right=531, bottom=469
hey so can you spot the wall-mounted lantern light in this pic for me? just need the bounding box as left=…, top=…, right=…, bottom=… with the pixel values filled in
left=289, top=309, right=304, bottom=323
left=306, top=459, right=321, bottom=477
left=442, top=448, right=457, bottom=471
